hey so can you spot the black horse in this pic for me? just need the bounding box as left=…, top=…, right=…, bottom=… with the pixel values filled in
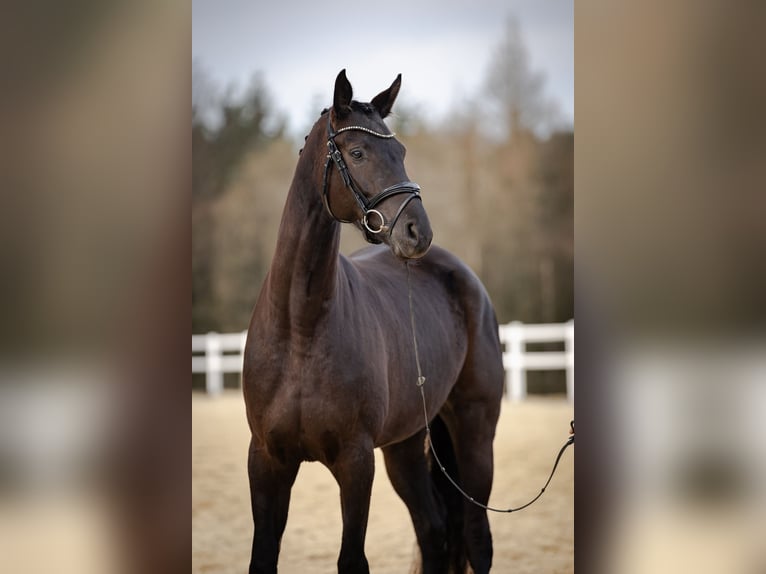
left=243, top=70, right=504, bottom=573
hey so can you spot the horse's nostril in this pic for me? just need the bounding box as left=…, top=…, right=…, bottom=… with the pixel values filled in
left=407, top=222, right=418, bottom=241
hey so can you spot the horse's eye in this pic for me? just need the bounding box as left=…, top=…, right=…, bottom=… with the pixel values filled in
left=350, top=149, right=363, bottom=160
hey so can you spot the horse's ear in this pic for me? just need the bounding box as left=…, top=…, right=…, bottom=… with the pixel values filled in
left=371, top=73, right=401, bottom=119
left=333, top=69, right=353, bottom=120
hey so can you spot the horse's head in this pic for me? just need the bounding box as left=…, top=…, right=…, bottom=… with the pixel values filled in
left=317, top=69, right=432, bottom=259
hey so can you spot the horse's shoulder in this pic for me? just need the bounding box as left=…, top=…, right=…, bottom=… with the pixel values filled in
left=420, top=244, right=471, bottom=272
left=422, top=246, right=483, bottom=286
left=343, top=244, right=481, bottom=286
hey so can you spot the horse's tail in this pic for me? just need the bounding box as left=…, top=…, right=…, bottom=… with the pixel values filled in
left=429, top=414, right=468, bottom=573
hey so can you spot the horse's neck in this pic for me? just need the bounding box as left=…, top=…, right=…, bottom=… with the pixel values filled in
left=264, top=153, right=341, bottom=332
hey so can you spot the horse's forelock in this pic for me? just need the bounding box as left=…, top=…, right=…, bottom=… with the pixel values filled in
left=320, top=102, right=375, bottom=118
left=351, top=101, right=375, bottom=114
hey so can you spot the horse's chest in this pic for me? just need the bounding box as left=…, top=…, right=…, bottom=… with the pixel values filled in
left=251, top=334, right=383, bottom=407
left=251, top=340, right=384, bottom=460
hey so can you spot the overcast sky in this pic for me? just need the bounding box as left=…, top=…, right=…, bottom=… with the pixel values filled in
left=192, top=0, right=572, bottom=136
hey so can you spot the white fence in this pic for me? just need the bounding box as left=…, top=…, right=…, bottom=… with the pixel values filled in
left=192, top=331, right=247, bottom=396
left=193, top=320, right=573, bottom=401
left=498, top=320, right=574, bottom=402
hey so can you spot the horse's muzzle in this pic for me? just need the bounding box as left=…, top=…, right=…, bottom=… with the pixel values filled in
left=390, top=211, right=432, bottom=259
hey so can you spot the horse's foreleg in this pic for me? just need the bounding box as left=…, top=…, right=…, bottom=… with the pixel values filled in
left=330, top=442, right=375, bottom=574
left=451, top=401, right=500, bottom=574
left=382, top=430, right=449, bottom=574
left=247, top=439, right=299, bottom=574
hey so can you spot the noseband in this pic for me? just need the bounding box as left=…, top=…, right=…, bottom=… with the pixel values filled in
left=321, top=114, right=422, bottom=243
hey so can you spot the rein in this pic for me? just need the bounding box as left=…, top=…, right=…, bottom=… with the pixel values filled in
left=322, top=114, right=422, bottom=243
left=406, top=262, right=574, bottom=514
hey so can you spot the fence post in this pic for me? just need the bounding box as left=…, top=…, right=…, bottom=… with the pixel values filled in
left=565, top=319, right=574, bottom=403
left=507, top=321, right=526, bottom=402
left=239, top=330, right=248, bottom=387
left=205, top=332, right=223, bottom=396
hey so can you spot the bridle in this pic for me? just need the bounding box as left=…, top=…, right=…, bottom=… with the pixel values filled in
left=321, top=113, right=422, bottom=243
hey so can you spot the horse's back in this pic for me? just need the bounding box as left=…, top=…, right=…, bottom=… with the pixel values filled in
left=348, top=243, right=498, bottom=328
left=348, top=243, right=483, bottom=290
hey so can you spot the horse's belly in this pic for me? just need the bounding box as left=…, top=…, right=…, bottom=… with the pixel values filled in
left=374, top=355, right=465, bottom=447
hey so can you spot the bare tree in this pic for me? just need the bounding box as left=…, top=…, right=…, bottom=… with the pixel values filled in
left=485, top=16, right=562, bottom=138
left=192, top=67, right=285, bottom=332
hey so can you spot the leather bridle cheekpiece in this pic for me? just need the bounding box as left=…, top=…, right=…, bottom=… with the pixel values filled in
left=321, top=113, right=422, bottom=244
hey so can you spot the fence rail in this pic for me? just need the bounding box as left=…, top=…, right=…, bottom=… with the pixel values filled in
left=192, top=320, right=573, bottom=401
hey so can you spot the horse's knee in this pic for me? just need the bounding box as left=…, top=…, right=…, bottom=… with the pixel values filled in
left=247, top=443, right=299, bottom=574
left=331, top=444, right=374, bottom=573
